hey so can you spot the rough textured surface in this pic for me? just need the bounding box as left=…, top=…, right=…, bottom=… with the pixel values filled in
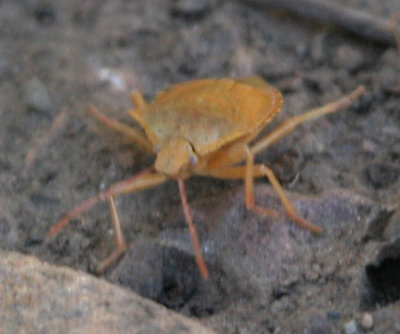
left=1, top=0, right=400, bottom=333
left=0, top=251, right=216, bottom=334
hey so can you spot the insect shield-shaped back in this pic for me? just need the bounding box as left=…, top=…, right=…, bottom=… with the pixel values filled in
left=130, top=77, right=282, bottom=158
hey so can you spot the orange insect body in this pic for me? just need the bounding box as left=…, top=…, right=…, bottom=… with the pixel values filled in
left=131, top=77, right=282, bottom=176
left=48, top=76, right=365, bottom=279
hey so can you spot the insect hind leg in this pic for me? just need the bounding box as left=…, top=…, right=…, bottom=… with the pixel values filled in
left=250, top=86, right=366, bottom=156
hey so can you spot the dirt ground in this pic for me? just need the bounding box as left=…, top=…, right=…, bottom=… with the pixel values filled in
left=1, top=0, right=400, bottom=333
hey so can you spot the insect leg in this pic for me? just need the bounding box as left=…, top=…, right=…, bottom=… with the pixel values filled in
left=178, top=178, right=209, bottom=279
left=251, top=85, right=365, bottom=156
left=96, top=196, right=127, bottom=274
left=259, top=167, right=322, bottom=233
left=244, top=146, right=278, bottom=217
left=47, top=169, right=166, bottom=238
left=130, top=91, right=148, bottom=109
left=206, top=154, right=322, bottom=234
left=245, top=147, right=322, bottom=234
left=24, top=109, right=69, bottom=173
left=87, top=104, right=153, bottom=152
left=47, top=170, right=167, bottom=272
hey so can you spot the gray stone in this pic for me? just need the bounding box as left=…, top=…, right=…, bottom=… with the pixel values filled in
left=22, top=78, right=53, bottom=115
left=0, top=251, right=216, bottom=334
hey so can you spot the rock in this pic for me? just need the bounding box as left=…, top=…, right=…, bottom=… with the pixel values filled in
left=360, top=312, right=373, bottom=330
left=229, top=47, right=259, bottom=77
left=22, top=78, right=53, bottom=115
left=171, top=0, right=209, bottom=19
left=385, top=209, right=400, bottom=243
left=331, top=44, right=365, bottom=73
left=110, top=239, right=165, bottom=301
left=33, top=2, right=56, bottom=25
left=372, top=302, right=400, bottom=333
left=0, top=251, right=216, bottom=334
left=343, top=320, right=358, bottom=334
left=363, top=163, right=399, bottom=190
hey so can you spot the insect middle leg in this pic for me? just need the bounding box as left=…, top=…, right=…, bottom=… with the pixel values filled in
left=207, top=151, right=322, bottom=234
left=244, top=146, right=322, bottom=233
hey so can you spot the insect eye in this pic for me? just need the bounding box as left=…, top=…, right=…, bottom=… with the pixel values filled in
left=189, top=154, right=198, bottom=165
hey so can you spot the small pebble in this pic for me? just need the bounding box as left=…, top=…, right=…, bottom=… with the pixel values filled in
left=97, top=68, right=127, bottom=92
left=295, top=43, right=308, bottom=58
left=22, top=78, right=53, bottom=115
left=270, top=297, right=291, bottom=315
left=26, top=223, right=46, bottom=246
left=380, top=49, right=398, bottom=65
left=171, top=0, right=208, bottom=18
left=379, top=68, right=400, bottom=94
left=29, top=192, right=59, bottom=207
left=332, top=44, right=365, bottom=73
left=229, top=47, right=257, bottom=77
left=343, top=320, right=358, bottom=334
left=360, top=313, right=373, bottom=330
left=362, top=139, right=379, bottom=154
left=304, top=265, right=321, bottom=281
left=327, top=310, right=341, bottom=320
left=34, top=3, right=56, bottom=24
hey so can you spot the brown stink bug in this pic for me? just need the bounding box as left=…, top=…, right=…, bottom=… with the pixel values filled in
left=48, top=76, right=365, bottom=278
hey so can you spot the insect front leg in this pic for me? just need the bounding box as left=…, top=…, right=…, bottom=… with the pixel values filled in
left=178, top=178, right=209, bottom=279
left=47, top=170, right=167, bottom=272
left=96, top=196, right=127, bottom=274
